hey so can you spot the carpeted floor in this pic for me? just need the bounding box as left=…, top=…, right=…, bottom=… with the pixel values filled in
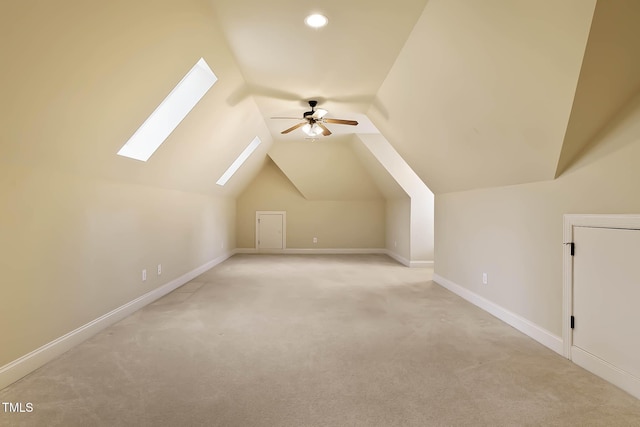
left=1, top=254, right=639, bottom=426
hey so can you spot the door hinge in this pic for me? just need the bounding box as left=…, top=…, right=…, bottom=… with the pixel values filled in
left=570, top=315, right=575, bottom=329
left=564, top=242, right=575, bottom=256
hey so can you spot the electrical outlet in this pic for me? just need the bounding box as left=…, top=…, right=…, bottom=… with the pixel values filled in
left=157, top=264, right=162, bottom=275
left=482, top=272, right=488, bottom=285
left=313, top=237, right=318, bottom=244
left=142, top=269, right=147, bottom=281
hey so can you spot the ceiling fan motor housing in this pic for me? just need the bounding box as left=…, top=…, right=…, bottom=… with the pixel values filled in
left=304, top=100, right=318, bottom=118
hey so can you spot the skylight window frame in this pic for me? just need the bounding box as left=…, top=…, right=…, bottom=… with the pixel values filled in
left=216, top=136, right=262, bottom=186
left=117, top=57, right=217, bottom=162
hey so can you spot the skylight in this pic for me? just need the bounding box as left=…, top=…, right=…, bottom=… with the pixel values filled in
left=216, top=136, right=262, bottom=186
left=117, top=58, right=217, bottom=162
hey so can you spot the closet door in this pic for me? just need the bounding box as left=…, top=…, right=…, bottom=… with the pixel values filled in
left=572, top=226, right=640, bottom=398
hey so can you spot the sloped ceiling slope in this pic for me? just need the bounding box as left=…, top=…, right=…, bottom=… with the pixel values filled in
left=555, top=0, right=640, bottom=177
left=209, top=0, right=428, bottom=133
left=268, top=137, right=383, bottom=200
left=1, top=0, right=270, bottom=197
left=368, top=0, right=596, bottom=194
left=350, top=136, right=408, bottom=200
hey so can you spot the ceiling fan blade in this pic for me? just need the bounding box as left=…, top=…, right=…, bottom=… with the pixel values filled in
left=324, top=118, right=358, bottom=126
left=281, top=122, right=306, bottom=134
left=271, top=116, right=302, bottom=120
left=317, top=122, right=332, bottom=136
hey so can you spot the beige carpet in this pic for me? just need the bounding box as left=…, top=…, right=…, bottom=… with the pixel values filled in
left=1, top=254, right=639, bottom=426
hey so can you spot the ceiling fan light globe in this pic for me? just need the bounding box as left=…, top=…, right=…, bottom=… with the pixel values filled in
left=315, top=108, right=328, bottom=118
left=302, top=123, right=323, bottom=136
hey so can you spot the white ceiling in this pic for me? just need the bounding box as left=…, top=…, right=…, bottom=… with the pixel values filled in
left=210, top=0, right=640, bottom=195
left=210, top=0, right=428, bottom=141
left=8, top=0, right=638, bottom=198
left=555, top=0, right=640, bottom=177
left=369, top=0, right=597, bottom=193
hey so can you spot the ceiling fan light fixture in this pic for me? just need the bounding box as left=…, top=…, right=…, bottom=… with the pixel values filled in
left=302, top=123, right=323, bottom=136
left=304, top=14, right=328, bottom=28
left=274, top=100, right=358, bottom=137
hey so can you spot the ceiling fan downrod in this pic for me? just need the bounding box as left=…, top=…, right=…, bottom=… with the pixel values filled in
left=304, top=100, right=318, bottom=118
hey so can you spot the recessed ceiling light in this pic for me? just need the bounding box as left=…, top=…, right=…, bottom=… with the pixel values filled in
left=305, top=14, right=328, bottom=28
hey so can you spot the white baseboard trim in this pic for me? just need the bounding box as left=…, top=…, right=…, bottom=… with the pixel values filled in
left=0, top=251, right=233, bottom=391
left=385, top=250, right=410, bottom=266
left=433, top=274, right=563, bottom=355
left=385, top=251, right=433, bottom=268
left=233, top=248, right=257, bottom=254
left=234, top=248, right=387, bottom=255
left=409, top=260, right=434, bottom=268
left=234, top=248, right=434, bottom=268
left=571, top=346, right=640, bottom=400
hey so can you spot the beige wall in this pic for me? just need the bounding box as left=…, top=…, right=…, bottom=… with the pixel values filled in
left=236, top=159, right=385, bottom=249
left=356, top=134, right=434, bottom=263
left=0, top=0, right=248, bottom=367
left=268, top=138, right=382, bottom=201
left=350, top=136, right=413, bottom=261
left=0, top=165, right=234, bottom=366
left=435, top=91, right=640, bottom=337
left=386, top=197, right=411, bottom=261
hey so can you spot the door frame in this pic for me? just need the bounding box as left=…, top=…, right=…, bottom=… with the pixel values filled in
left=563, top=214, right=640, bottom=358
left=255, top=211, right=287, bottom=251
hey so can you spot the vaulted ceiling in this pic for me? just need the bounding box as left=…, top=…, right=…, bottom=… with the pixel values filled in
left=368, top=0, right=597, bottom=193
left=4, top=0, right=640, bottom=198
left=555, top=0, right=640, bottom=177
left=211, top=0, right=429, bottom=120
left=210, top=0, right=640, bottom=195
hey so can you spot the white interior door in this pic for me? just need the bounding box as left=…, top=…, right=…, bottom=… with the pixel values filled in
left=572, top=226, right=640, bottom=398
left=257, top=212, right=284, bottom=250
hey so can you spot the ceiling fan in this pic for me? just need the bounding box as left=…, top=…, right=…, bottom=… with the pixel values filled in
left=272, top=100, right=358, bottom=137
